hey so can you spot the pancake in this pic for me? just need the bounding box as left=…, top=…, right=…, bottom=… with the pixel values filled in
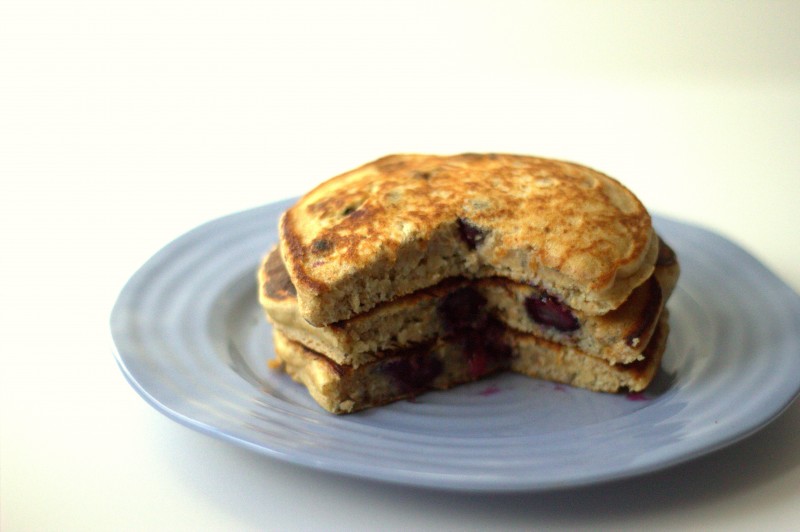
left=261, top=153, right=679, bottom=414
left=280, top=153, right=658, bottom=326
left=271, top=316, right=668, bottom=414
left=271, top=327, right=509, bottom=414
left=509, top=313, right=669, bottom=394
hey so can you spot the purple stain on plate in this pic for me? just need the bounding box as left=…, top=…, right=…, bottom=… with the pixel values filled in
left=553, top=384, right=567, bottom=392
left=479, top=385, right=501, bottom=396
left=626, top=392, right=650, bottom=402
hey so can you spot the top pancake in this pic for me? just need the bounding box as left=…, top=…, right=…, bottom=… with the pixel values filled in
left=280, top=153, right=657, bottom=326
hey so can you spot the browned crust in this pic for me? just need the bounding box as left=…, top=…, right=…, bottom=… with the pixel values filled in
left=262, top=246, right=297, bottom=301
left=291, top=340, right=348, bottom=378
left=622, top=276, right=663, bottom=348
left=279, top=153, right=655, bottom=322
left=619, top=312, right=668, bottom=379
left=279, top=210, right=329, bottom=295
left=656, top=235, right=678, bottom=267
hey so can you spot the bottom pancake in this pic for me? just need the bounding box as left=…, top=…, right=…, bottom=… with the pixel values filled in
left=270, top=315, right=668, bottom=414
left=271, top=323, right=512, bottom=415
left=510, top=313, right=668, bottom=394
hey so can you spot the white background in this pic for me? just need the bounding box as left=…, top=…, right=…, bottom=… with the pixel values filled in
left=2, top=1, right=799, bottom=530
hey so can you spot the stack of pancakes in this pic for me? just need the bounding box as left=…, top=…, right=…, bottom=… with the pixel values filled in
left=259, top=153, right=679, bottom=414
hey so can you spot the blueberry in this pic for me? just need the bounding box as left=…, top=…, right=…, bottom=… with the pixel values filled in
left=524, top=294, right=580, bottom=332
left=310, top=238, right=332, bottom=255
left=456, top=218, right=486, bottom=250
left=437, top=287, right=487, bottom=333
left=459, top=322, right=511, bottom=379
left=381, top=352, right=442, bottom=392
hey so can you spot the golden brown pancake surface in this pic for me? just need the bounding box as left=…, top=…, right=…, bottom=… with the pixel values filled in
left=281, top=153, right=657, bottom=326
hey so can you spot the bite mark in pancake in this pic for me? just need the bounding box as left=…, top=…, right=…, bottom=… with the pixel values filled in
left=260, top=240, right=679, bottom=368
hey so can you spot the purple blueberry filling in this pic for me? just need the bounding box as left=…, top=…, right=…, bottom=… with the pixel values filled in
left=524, top=293, right=580, bottom=332
left=458, top=321, right=512, bottom=379
left=437, top=286, right=488, bottom=333
left=456, top=218, right=486, bottom=250
left=438, top=286, right=512, bottom=379
left=380, top=351, right=442, bottom=392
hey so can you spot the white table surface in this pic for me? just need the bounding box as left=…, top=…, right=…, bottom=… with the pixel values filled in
left=3, top=2, right=799, bottom=530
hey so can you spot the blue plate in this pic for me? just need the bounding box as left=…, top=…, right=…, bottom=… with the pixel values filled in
left=110, top=200, right=800, bottom=491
